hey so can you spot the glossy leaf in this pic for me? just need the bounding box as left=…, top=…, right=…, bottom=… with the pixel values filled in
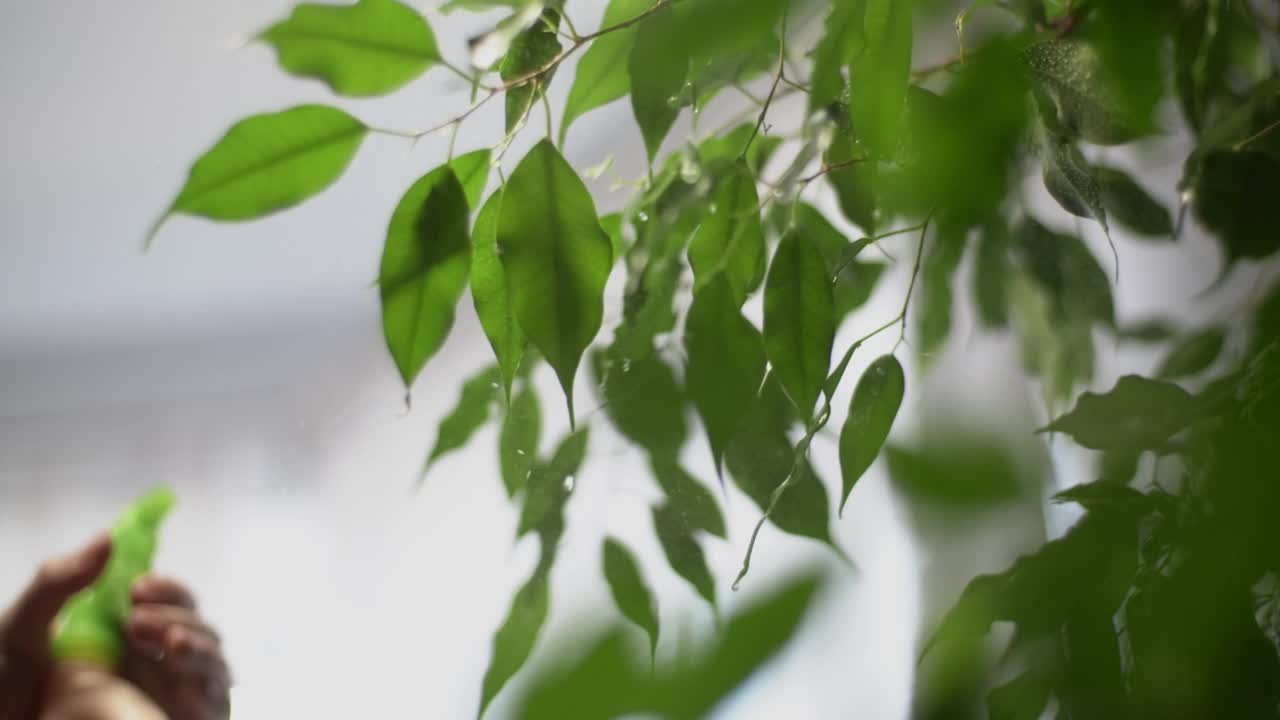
left=838, top=355, right=904, bottom=514
left=500, top=385, right=541, bottom=497
left=850, top=0, right=912, bottom=155
left=423, top=365, right=502, bottom=475
left=451, top=149, right=493, bottom=210
left=501, top=10, right=562, bottom=134
left=592, top=350, right=686, bottom=457
left=162, top=105, right=366, bottom=225
left=687, top=163, right=766, bottom=305
left=1094, top=164, right=1172, bottom=238
left=260, top=0, right=440, bottom=96
left=764, top=230, right=835, bottom=418
left=685, top=274, right=767, bottom=474
left=379, top=167, right=471, bottom=388
left=471, top=189, right=524, bottom=399
left=602, top=538, right=659, bottom=658
left=560, top=0, right=650, bottom=145
left=498, top=140, right=612, bottom=426
left=650, top=459, right=726, bottom=539
left=1041, top=375, right=1198, bottom=451
left=1157, top=327, right=1226, bottom=379
left=479, top=573, right=550, bottom=718
left=628, top=5, right=687, bottom=162
left=809, top=0, right=864, bottom=113
left=1193, top=151, right=1280, bottom=262
left=599, top=213, right=625, bottom=262
left=652, top=503, right=716, bottom=609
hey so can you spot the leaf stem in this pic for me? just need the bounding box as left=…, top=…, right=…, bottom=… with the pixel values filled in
left=740, top=8, right=788, bottom=161
left=895, top=214, right=933, bottom=351
left=1235, top=118, right=1280, bottom=151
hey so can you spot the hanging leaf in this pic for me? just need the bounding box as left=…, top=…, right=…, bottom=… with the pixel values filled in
left=1119, top=319, right=1177, bottom=344
left=792, top=204, right=884, bottom=322
left=501, top=9, right=563, bottom=134
left=838, top=355, right=905, bottom=514
left=498, top=140, right=612, bottom=426
left=1040, top=127, right=1109, bottom=236
left=379, top=167, right=471, bottom=388
left=602, top=538, right=660, bottom=659
left=685, top=274, right=767, bottom=474
left=518, top=428, right=589, bottom=540
left=471, top=189, right=525, bottom=399
left=849, top=0, right=912, bottom=155
left=1023, top=40, right=1142, bottom=145
left=159, top=105, right=366, bottom=229
left=422, top=365, right=502, bottom=476
left=987, top=668, right=1053, bottom=720
left=1093, top=164, right=1173, bottom=238
left=1157, top=328, right=1226, bottom=379
left=809, top=0, right=865, bottom=114
left=560, top=0, right=651, bottom=145
left=764, top=230, right=836, bottom=418
left=698, top=123, right=782, bottom=176
left=591, top=350, right=687, bottom=458
left=650, top=459, right=726, bottom=539
left=451, top=149, right=493, bottom=210
left=628, top=5, right=688, bottom=163
left=1052, top=482, right=1157, bottom=516
left=1193, top=151, right=1280, bottom=263
left=825, top=135, right=879, bottom=234
left=652, top=503, right=717, bottom=609
left=479, top=573, right=550, bottom=719
left=260, top=0, right=440, bottom=97
left=667, top=0, right=786, bottom=65
left=686, top=32, right=777, bottom=113
left=887, top=439, right=1021, bottom=507
left=500, top=385, right=541, bottom=498
left=973, top=220, right=1011, bottom=329
left=1014, top=219, right=1115, bottom=328
left=1040, top=375, right=1198, bottom=451
left=916, top=223, right=966, bottom=366
left=687, top=163, right=766, bottom=306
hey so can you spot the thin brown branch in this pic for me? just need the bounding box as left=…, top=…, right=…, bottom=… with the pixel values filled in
left=740, top=7, right=788, bottom=160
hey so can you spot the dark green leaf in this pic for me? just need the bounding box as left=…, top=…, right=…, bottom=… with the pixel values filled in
left=1118, top=319, right=1176, bottom=343
left=825, top=135, right=879, bottom=234
left=163, top=105, right=366, bottom=225
left=849, top=0, right=912, bottom=155
left=987, top=668, right=1053, bottom=720
left=1041, top=375, right=1198, bottom=451
left=687, top=163, right=766, bottom=305
left=1014, top=218, right=1114, bottom=328
left=1023, top=39, right=1142, bottom=145
left=1093, top=164, right=1173, bottom=238
left=685, top=274, right=767, bottom=474
left=592, top=350, right=686, bottom=457
left=498, top=140, right=612, bottom=426
left=379, top=167, right=471, bottom=387
left=764, top=230, right=835, bottom=418
left=500, top=385, right=541, bottom=497
left=838, top=355, right=905, bottom=514
left=650, top=459, right=726, bottom=539
left=602, top=538, right=659, bottom=658
left=792, top=204, right=884, bottom=321
left=451, top=149, right=493, bottom=210
left=1157, top=327, right=1226, bottom=379
left=667, top=0, right=786, bottom=65
left=1193, top=150, right=1280, bottom=263
left=1052, top=482, right=1156, bottom=516
left=628, top=5, right=687, bottom=163
left=260, top=0, right=440, bottom=97
left=917, top=223, right=966, bottom=365
left=887, top=439, right=1021, bottom=507
left=501, top=10, right=562, bottom=134
left=423, top=365, right=501, bottom=474
left=653, top=503, right=717, bottom=608
left=479, top=573, right=550, bottom=718
left=471, top=189, right=525, bottom=399
left=973, top=220, right=1011, bottom=329
left=809, top=1, right=864, bottom=114
left=560, top=0, right=651, bottom=145
left=1089, top=0, right=1167, bottom=138
left=1040, top=127, right=1109, bottom=235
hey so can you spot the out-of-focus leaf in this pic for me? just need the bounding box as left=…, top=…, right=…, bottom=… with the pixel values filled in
left=850, top=0, right=912, bottom=155
left=1093, top=164, right=1173, bottom=238
left=518, top=428, right=589, bottom=539
left=887, top=439, right=1021, bottom=507
left=599, top=212, right=625, bottom=262
left=1157, top=327, right=1226, bottom=379
left=809, top=1, right=865, bottom=114
left=653, top=503, right=716, bottom=608
left=629, top=5, right=687, bottom=162
left=471, top=189, right=525, bottom=399
left=560, top=0, right=651, bottom=145
left=423, top=365, right=501, bottom=474
left=500, top=9, right=562, bottom=134
left=591, top=350, right=686, bottom=457
left=1040, top=126, right=1109, bottom=236
left=687, top=162, right=766, bottom=305
left=479, top=573, right=550, bottom=718
left=838, top=355, right=905, bottom=514
left=379, top=167, right=471, bottom=388
left=973, top=220, right=1011, bottom=329
left=1118, top=319, right=1176, bottom=343
left=602, top=538, right=659, bottom=658
left=450, top=149, right=492, bottom=210
left=498, top=140, right=612, bottom=426
left=1014, top=218, right=1114, bottom=328
left=685, top=274, right=767, bottom=474
left=466, top=3, right=545, bottom=71
left=667, top=0, right=786, bottom=65
left=1052, top=482, right=1157, bottom=516
left=650, top=459, right=726, bottom=538
left=764, top=230, right=836, bottom=418
left=1023, top=39, right=1142, bottom=145
left=1090, top=0, right=1168, bottom=138
left=1041, top=375, right=1198, bottom=451
left=1173, top=0, right=1261, bottom=133
left=500, top=385, right=541, bottom=497
left=917, top=222, right=966, bottom=366
left=1193, top=150, right=1280, bottom=263
left=987, top=667, right=1053, bottom=720
left=261, top=0, right=440, bottom=97
left=1009, top=273, right=1096, bottom=405
left=442, top=0, right=538, bottom=12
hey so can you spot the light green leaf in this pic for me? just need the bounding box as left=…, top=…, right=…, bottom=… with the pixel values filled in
left=764, top=230, right=835, bottom=419
left=685, top=274, right=767, bottom=474
left=498, top=140, right=612, bottom=426
left=628, top=5, right=687, bottom=162
left=809, top=0, right=865, bottom=114
left=667, top=0, right=786, bottom=65
left=260, top=0, right=440, bottom=97
left=653, top=503, right=717, bottom=609
left=500, top=385, right=541, bottom=497
left=471, top=189, right=525, bottom=399
left=451, top=149, right=493, bottom=210
left=560, top=0, right=651, bottom=145
left=838, top=355, right=904, bottom=514
left=687, top=163, right=766, bottom=305
left=442, top=0, right=539, bottom=12
left=479, top=573, right=549, bottom=718
left=501, top=10, right=563, bottom=134
left=162, top=105, right=366, bottom=226
left=602, top=538, right=660, bottom=659
left=650, top=458, right=726, bottom=539
left=849, top=0, right=912, bottom=155
left=422, top=365, right=502, bottom=477
left=379, top=167, right=471, bottom=388
left=1093, top=165, right=1172, bottom=238
left=1157, top=328, right=1226, bottom=379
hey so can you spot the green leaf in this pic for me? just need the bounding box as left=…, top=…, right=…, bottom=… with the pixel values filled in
left=1052, top=482, right=1156, bottom=516
left=592, top=350, right=687, bottom=457
left=602, top=538, right=660, bottom=659
left=471, top=189, right=525, bottom=399
left=667, top=0, right=786, bottom=66
left=500, top=385, right=541, bottom=497
left=442, top=0, right=539, bottom=12
left=1041, top=375, right=1198, bottom=451
left=423, top=365, right=502, bottom=475
left=698, top=123, right=782, bottom=177
left=260, top=0, right=440, bottom=97
left=987, top=668, right=1053, bottom=720
left=379, top=167, right=471, bottom=388
left=825, top=135, right=879, bottom=234
left=685, top=274, right=767, bottom=474
left=809, top=0, right=864, bottom=114
left=650, top=459, right=726, bottom=539
left=479, top=572, right=550, bottom=718
left=1023, top=39, right=1142, bottom=145
left=518, top=428, right=589, bottom=540
left=973, top=220, right=1011, bottom=329
left=1093, top=164, right=1172, bottom=238
left=1118, top=319, right=1177, bottom=344
left=887, top=439, right=1021, bottom=507
left=560, top=0, right=651, bottom=145
left=838, top=355, right=904, bottom=514
left=1015, top=218, right=1114, bottom=329
left=451, top=149, right=493, bottom=210
left=792, top=204, right=884, bottom=322
left=686, top=33, right=777, bottom=113
left=1157, top=328, right=1226, bottom=379
left=1193, top=150, right=1280, bottom=263
left=652, top=503, right=716, bottom=609
left=628, top=5, right=687, bottom=163
left=917, top=223, right=966, bottom=366
left=163, top=105, right=366, bottom=225
left=1040, top=127, right=1109, bottom=236
left=687, top=163, right=766, bottom=305
left=849, top=0, right=912, bottom=155
left=498, top=140, right=612, bottom=426
left=764, top=230, right=835, bottom=418
left=501, top=9, right=563, bottom=134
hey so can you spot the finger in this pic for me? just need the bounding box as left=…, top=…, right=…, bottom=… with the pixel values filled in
left=128, top=605, right=221, bottom=648
left=2, top=533, right=112, bottom=659
left=131, top=575, right=196, bottom=610
left=162, top=625, right=228, bottom=680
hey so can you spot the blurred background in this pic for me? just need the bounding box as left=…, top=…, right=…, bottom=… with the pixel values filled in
left=1, top=1, right=1269, bottom=717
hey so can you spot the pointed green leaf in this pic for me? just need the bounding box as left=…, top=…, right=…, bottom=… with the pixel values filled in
left=1041, top=375, right=1198, bottom=451
left=164, top=105, right=366, bottom=224
left=501, top=10, right=562, bottom=134
left=652, top=503, right=716, bottom=608
left=687, top=163, right=766, bottom=305
left=1052, top=482, right=1156, bottom=516
left=518, top=428, right=588, bottom=540
left=1015, top=219, right=1114, bottom=328
left=599, top=213, right=625, bottom=262
left=423, top=365, right=502, bottom=474
left=479, top=573, right=550, bottom=718
left=560, top=0, right=651, bottom=145
left=1041, top=128, right=1109, bottom=235
left=451, top=150, right=493, bottom=210
left=1157, top=328, right=1226, bottom=379
left=849, top=0, right=912, bottom=155
left=592, top=350, right=687, bottom=457
left=472, top=189, right=525, bottom=398
left=1023, top=39, right=1142, bottom=145
left=886, top=439, right=1021, bottom=507
left=498, top=140, right=612, bottom=426
left=699, top=123, right=782, bottom=176
left=987, top=668, right=1053, bottom=720
left=1193, top=150, right=1280, bottom=263
left=650, top=458, right=726, bottom=539
left=973, top=220, right=1011, bottom=329
left=838, top=355, right=904, bottom=513
left=667, top=0, right=786, bottom=65
left=602, top=538, right=659, bottom=658
left=764, top=230, right=835, bottom=418
left=500, top=385, right=541, bottom=497
left=685, top=274, right=767, bottom=474
left=379, top=167, right=471, bottom=387
left=917, top=224, right=966, bottom=366
left=260, top=0, right=440, bottom=97
left=792, top=204, right=884, bottom=321
left=628, top=5, right=687, bottom=162
left=1092, top=165, right=1172, bottom=238
left=809, top=0, right=864, bottom=113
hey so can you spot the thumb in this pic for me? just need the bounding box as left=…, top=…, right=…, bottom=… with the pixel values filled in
left=2, top=534, right=112, bottom=662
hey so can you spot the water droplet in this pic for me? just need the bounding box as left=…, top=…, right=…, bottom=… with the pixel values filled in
left=680, top=155, right=702, bottom=184
left=621, top=359, right=632, bottom=373
left=563, top=475, right=576, bottom=492
left=637, top=211, right=650, bottom=223
left=708, top=203, right=719, bottom=214
left=516, top=449, right=527, bottom=456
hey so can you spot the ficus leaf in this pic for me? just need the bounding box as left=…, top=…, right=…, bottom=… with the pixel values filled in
left=592, top=350, right=687, bottom=458
left=500, top=385, right=541, bottom=498
left=501, top=9, right=563, bottom=134
left=687, top=163, right=766, bottom=306
left=422, top=365, right=502, bottom=478
left=825, top=135, right=879, bottom=234
left=764, top=230, right=836, bottom=418
left=809, top=0, right=865, bottom=114
left=1193, top=150, right=1280, bottom=263
left=1015, top=218, right=1115, bottom=329
left=628, top=5, right=687, bottom=163
left=973, top=220, right=1011, bottom=329
left=471, top=189, right=525, bottom=399
left=1157, top=327, right=1226, bottom=379
left=602, top=538, right=660, bottom=660
left=1052, top=482, right=1156, bottom=516
left=1040, top=375, right=1198, bottom=451
left=451, top=149, right=493, bottom=210
left=1040, top=128, right=1110, bottom=237
left=987, top=668, right=1053, bottom=720
left=652, top=503, right=717, bottom=609
left=1091, top=164, right=1172, bottom=239
left=838, top=355, right=905, bottom=514
left=1023, top=39, right=1142, bottom=145
left=498, top=140, right=612, bottom=426
left=560, top=0, right=650, bottom=145
left=479, top=573, right=550, bottom=719
left=916, top=223, right=966, bottom=366
left=260, top=0, right=440, bottom=97
left=650, top=459, right=726, bottom=539
left=849, top=0, right=912, bottom=156
left=518, top=428, right=589, bottom=540
left=792, top=204, right=885, bottom=322
left=379, top=166, right=471, bottom=388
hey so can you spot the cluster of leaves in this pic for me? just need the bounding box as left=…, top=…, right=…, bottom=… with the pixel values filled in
left=151, top=0, right=1280, bottom=715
